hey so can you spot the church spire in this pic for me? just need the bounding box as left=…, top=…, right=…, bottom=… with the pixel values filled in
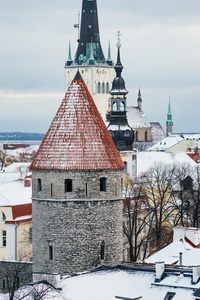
left=107, top=32, right=134, bottom=152
left=107, top=40, right=113, bottom=66
left=137, top=88, right=142, bottom=109
left=66, top=40, right=73, bottom=66
left=74, top=0, right=106, bottom=64
left=166, top=98, right=173, bottom=136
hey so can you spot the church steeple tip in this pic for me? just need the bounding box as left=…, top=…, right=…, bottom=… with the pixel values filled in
left=73, top=0, right=107, bottom=65
left=137, top=88, right=142, bottom=109
left=107, top=40, right=113, bottom=66
left=66, top=40, right=73, bottom=66
left=166, top=97, right=173, bottom=136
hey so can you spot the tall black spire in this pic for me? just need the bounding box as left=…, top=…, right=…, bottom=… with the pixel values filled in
left=107, top=33, right=134, bottom=152
left=74, top=0, right=106, bottom=64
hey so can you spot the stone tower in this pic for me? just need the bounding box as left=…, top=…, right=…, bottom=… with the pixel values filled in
left=30, top=71, right=124, bottom=278
left=166, top=99, right=173, bottom=136
left=65, top=0, right=115, bottom=122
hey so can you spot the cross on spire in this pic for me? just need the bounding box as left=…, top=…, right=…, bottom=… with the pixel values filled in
left=116, top=30, right=122, bottom=48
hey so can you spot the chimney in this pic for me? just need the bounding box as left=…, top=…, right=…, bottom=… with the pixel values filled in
left=193, top=266, right=200, bottom=284
left=155, top=262, right=165, bottom=282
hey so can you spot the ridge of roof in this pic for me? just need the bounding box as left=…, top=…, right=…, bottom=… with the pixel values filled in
left=31, top=78, right=124, bottom=171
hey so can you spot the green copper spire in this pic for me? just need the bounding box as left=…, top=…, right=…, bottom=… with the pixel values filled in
left=166, top=98, right=173, bottom=136
left=89, top=42, right=95, bottom=65
left=66, top=40, right=73, bottom=66
left=107, top=40, right=113, bottom=66
left=167, top=99, right=173, bottom=125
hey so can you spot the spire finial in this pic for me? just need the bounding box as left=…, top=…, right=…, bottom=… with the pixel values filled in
left=66, top=39, right=73, bottom=66
left=116, top=30, right=122, bottom=48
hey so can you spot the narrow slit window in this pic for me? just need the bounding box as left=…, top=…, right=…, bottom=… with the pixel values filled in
left=100, top=177, right=107, bottom=192
left=2, top=212, right=6, bottom=221
left=2, top=280, right=5, bottom=289
left=50, top=183, right=53, bottom=196
left=38, top=178, right=42, bottom=192
left=17, top=277, right=19, bottom=289
left=2, top=231, right=6, bottom=247
left=49, top=245, right=53, bottom=260
left=115, top=182, right=117, bottom=195
left=65, top=179, right=72, bottom=193
left=101, top=241, right=105, bottom=260
left=85, top=183, right=88, bottom=196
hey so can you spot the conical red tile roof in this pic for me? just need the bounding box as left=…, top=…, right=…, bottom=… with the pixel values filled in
left=30, top=73, right=124, bottom=171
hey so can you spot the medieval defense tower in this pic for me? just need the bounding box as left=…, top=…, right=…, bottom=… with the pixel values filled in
left=30, top=71, right=124, bottom=278
left=65, top=0, right=115, bottom=121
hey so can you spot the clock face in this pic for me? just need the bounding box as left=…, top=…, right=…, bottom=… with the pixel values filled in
left=117, top=140, right=126, bottom=150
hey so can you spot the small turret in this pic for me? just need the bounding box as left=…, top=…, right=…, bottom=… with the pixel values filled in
left=137, top=88, right=142, bottom=109
left=66, top=40, right=73, bottom=66
left=107, top=40, right=113, bottom=66
left=166, top=98, right=173, bottom=136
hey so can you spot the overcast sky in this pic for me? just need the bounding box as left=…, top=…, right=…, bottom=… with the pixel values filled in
left=0, top=0, right=199, bottom=134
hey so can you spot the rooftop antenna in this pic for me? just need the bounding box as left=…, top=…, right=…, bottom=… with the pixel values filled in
left=74, top=11, right=80, bottom=71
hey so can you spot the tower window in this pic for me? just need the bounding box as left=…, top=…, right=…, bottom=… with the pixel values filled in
left=50, top=183, right=53, bottom=196
left=2, top=230, right=6, bottom=247
left=29, top=227, right=32, bottom=243
left=17, top=277, right=19, bottom=289
left=98, top=82, right=101, bottom=93
left=115, top=182, right=117, bottom=195
left=102, top=82, right=105, bottom=94
left=38, top=178, right=42, bottom=192
left=2, top=280, right=5, bottom=289
left=49, top=245, right=53, bottom=260
left=121, top=178, right=123, bottom=191
left=113, top=102, right=117, bottom=111
left=106, top=82, right=109, bottom=93
left=101, top=241, right=105, bottom=260
left=85, top=183, right=88, bottom=196
left=124, top=131, right=130, bottom=137
left=123, top=161, right=128, bottom=173
left=120, top=101, right=125, bottom=111
left=145, top=131, right=148, bottom=141
left=135, top=131, right=138, bottom=141
left=100, top=177, right=107, bottom=192
left=65, top=179, right=73, bottom=193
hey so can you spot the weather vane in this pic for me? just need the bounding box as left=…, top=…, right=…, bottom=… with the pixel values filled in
left=116, top=30, right=122, bottom=48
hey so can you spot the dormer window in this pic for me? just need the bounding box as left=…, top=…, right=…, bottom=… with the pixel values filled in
left=124, top=131, right=130, bottom=137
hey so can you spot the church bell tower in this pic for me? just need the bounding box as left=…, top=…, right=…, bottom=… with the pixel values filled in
left=65, top=0, right=115, bottom=121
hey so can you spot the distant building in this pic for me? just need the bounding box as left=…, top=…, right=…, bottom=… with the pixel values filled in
left=0, top=177, right=32, bottom=261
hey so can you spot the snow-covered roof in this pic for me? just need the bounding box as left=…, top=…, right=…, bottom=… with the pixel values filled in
left=31, top=73, right=124, bottom=171
left=150, top=122, right=166, bottom=143
left=148, top=134, right=184, bottom=151
left=127, top=107, right=151, bottom=129
left=0, top=179, right=31, bottom=206
left=136, top=151, right=196, bottom=177
left=145, top=227, right=200, bottom=266
left=43, top=266, right=198, bottom=300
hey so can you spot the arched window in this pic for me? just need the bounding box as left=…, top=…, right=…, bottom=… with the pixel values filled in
left=100, top=177, right=107, bottom=192
left=98, top=82, right=101, bottom=93
left=123, top=161, right=128, bottom=173
left=120, top=101, right=125, bottom=111
left=106, top=82, right=109, bottom=93
left=65, top=179, right=72, bottom=193
left=101, top=241, right=105, bottom=260
left=38, top=178, right=42, bottom=192
left=135, top=131, right=138, bottom=141
left=113, top=102, right=117, bottom=111
left=145, top=131, right=148, bottom=141
left=102, top=82, right=105, bottom=94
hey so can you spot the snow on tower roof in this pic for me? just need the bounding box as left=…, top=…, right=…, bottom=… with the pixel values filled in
left=30, top=72, right=124, bottom=171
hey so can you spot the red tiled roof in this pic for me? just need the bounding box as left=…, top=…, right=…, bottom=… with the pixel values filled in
left=12, top=203, right=32, bottom=220
left=187, top=152, right=200, bottom=163
left=30, top=73, right=124, bottom=171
